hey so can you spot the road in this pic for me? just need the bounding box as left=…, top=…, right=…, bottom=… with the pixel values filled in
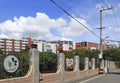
left=79, top=69, right=120, bottom=83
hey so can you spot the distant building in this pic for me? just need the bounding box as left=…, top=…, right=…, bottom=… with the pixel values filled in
left=0, top=38, right=117, bottom=54
left=34, top=40, right=58, bottom=53
left=76, top=41, right=108, bottom=51
left=0, top=38, right=74, bottom=54
left=33, top=40, right=46, bottom=52
left=46, top=42, right=58, bottom=53
left=56, top=40, right=74, bottom=53
left=0, top=38, right=33, bottom=52
left=108, top=44, right=117, bottom=49
left=35, top=40, right=74, bottom=53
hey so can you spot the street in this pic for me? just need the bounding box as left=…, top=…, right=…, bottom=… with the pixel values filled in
left=79, top=69, right=120, bottom=83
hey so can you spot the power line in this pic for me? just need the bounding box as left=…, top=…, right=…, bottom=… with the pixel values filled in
left=98, top=0, right=120, bottom=43
left=50, top=0, right=100, bottom=39
left=102, top=0, right=108, bottom=8
left=96, top=0, right=117, bottom=46
left=107, top=0, right=120, bottom=40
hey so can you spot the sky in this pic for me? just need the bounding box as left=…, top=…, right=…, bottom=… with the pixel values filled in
left=0, top=0, right=120, bottom=45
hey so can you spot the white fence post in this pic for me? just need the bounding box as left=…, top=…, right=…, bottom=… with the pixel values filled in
left=84, top=57, right=89, bottom=70
left=58, top=52, right=65, bottom=83
left=29, top=44, right=39, bottom=83
left=92, top=58, right=95, bottom=69
left=74, top=55, right=80, bottom=79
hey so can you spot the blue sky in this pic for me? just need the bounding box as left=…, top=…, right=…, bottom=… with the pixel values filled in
left=0, top=0, right=120, bottom=45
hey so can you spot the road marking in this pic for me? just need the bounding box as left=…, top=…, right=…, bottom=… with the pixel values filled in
left=79, top=75, right=104, bottom=83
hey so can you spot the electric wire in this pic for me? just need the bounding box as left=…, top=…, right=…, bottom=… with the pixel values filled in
left=107, top=0, right=120, bottom=41
left=97, top=0, right=112, bottom=45
left=51, top=0, right=119, bottom=46
left=50, top=0, right=100, bottom=39
left=98, top=0, right=119, bottom=44
left=68, top=0, right=99, bottom=42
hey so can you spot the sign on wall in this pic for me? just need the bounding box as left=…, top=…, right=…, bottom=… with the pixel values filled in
left=4, top=55, right=19, bottom=73
left=66, top=58, right=74, bottom=70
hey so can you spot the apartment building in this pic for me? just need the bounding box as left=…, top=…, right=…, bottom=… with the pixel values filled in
left=1, top=38, right=113, bottom=54
left=57, top=40, right=74, bottom=53
left=33, top=40, right=46, bottom=52
left=0, top=37, right=74, bottom=54
left=0, top=38, right=33, bottom=52
left=46, top=42, right=58, bottom=53
left=34, top=40, right=74, bottom=53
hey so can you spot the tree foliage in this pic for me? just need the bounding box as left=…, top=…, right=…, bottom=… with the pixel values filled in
left=0, top=50, right=29, bottom=79
left=39, top=52, right=57, bottom=73
left=1, top=47, right=120, bottom=79
left=65, top=49, right=99, bottom=70
left=103, top=48, right=120, bottom=61
left=103, top=48, right=120, bottom=68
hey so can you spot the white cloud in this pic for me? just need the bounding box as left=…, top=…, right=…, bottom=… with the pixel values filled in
left=0, top=12, right=91, bottom=41
left=108, top=27, right=120, bottom=32
left=95, top=3, right=102, bottom=10
left=57, top=18, right=91, bottom=37
left=0, top=33, right=8, bottom=38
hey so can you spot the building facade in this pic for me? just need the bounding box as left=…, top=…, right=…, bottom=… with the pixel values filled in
left=0, top=38, right=33, bottom=52
left=33, top=40, right=46, bottom=52
left=34, top=40, right=58, bottom=53
left=0, top=38, right=74, bottom=54
left=0, top=38, right=115, bottom=54
left=76, top=41, right=108, bottom=51
left=57, top=40, right=74, bottom=53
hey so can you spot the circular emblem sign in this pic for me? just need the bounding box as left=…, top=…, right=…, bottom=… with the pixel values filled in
left=4, top=55, right=19, bottom=73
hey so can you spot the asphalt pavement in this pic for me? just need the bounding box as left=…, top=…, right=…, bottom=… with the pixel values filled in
left=79, top=69, right=120, bottom=83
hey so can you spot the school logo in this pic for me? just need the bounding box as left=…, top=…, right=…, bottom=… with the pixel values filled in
left=4, top=55, right=19, bottom=73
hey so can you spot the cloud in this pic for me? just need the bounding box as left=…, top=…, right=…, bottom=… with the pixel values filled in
left=57, top=18, right=91, bottom=37
left=0, top=33, right=8, bottom=38
left=95, top=3, right=102, bottom=9
left=108, top=27, right=120, bottom=32
left=0, top=12, right=91, bottom=41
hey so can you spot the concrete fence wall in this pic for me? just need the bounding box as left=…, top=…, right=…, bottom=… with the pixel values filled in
left=0, top=66, right=33, bottom=83
left=40, top=53, right=116, bottom=83
left=0, top=45, right=117, bottom=83
left=0, top=44, right=38, bottom=83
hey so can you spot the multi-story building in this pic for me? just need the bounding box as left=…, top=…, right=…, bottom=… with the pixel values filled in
left=33, top=40, right=59, bottom=53
left=1, top=37, right=115, bottom=54
left=57, top=40, right=74, bottom=53
left=108, top=44, right=117, bottom=49
left=0, top=38, right=33, bottom=52
left=46, top=41, right=58, bottom=53
left=0, top=38, right=74, bottom=54
left=76, top=41, right=108, bottom=51
left=33, top=40, right=46, bottom=52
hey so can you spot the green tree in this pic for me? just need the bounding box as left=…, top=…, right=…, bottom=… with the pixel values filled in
left=39, top=52, right=57, bottom=73
left=65, top=49, right=99, bottom=70
left=103, top=48, right=120, bottom=68
left=0, top=50, right=29, bottom=79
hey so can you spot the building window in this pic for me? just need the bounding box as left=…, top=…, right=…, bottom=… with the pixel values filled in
left=42, top=44, right=44, bottom=52
left=81, top=42, right=87, bottom=47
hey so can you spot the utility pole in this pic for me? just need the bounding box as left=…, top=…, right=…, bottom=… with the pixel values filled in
left=100, top=9, right=103, bottom=55
left=119, top=41, right=120, bottom=48
left=99, top=8, right=112, bottom=57
left=98, top=7, right=112, bottom=74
